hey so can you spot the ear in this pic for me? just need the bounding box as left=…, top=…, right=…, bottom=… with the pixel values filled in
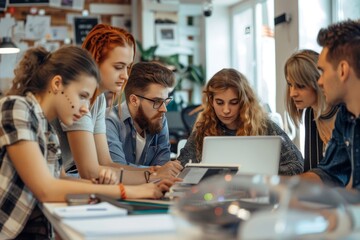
left=208, top=96, right=214, bottom=107
left=129, top=94, right=139, bottom=107
left=338, top=60, right=350, bottom=83
left=50, top=75, right=63, bottom=93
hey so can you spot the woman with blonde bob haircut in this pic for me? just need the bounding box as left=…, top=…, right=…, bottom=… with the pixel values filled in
left=178, top=68, right=303, bottom=175
left=284, top=49, right=338, bottom=172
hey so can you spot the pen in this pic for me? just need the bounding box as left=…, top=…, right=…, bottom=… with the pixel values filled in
left=85, top=208, right=107, bottom=211
left=59, top=208, right=107, bottom=212
left=119, top=168, right=124, bottom=184
left=150, top=178, right=161, bottom=184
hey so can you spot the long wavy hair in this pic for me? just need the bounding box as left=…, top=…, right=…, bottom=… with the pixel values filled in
left=82, top=23, right=136, bottom=106
left=194, top=68, right=269, bottom=158
left=284, top=49, right=325, bottom=127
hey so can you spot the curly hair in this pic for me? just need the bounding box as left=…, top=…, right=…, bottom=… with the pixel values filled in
left=7, top=46, right=100, bottom=96
left=317, top=19, right=360, bottom=78
left=194, top=68, right=269, bottom=158
left=82, top=23, right=136, bottom=105
left=284, top=49, right=326, bottom=127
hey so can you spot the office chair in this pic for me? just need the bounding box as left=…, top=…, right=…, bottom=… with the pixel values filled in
left=181, top=104, right=202, bottom=135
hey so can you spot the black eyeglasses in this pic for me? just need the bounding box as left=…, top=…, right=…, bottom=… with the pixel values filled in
left=134, top=94, right=173, bottom=109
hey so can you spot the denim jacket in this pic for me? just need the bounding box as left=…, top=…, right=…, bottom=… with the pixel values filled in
left=310, top=104, right=360, bottom=189
left=105, top=102, right=171, bottom=167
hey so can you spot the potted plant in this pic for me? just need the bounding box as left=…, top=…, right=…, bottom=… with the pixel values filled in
left=136, top=40, right=158, bottom=62
left=136, top=41, right=205, bottom=108
left=177, top=64, right=205, bottom=89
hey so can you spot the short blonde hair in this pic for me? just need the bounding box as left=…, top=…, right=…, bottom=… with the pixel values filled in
left=284, top=49, right=325, bottom=127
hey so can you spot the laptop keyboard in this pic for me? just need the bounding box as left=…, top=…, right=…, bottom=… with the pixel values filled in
left=179, top=168, right=208, bottom=185
left=177, top=167, right=191, bottom=179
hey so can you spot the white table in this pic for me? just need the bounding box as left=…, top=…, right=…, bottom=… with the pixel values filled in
left=41, top=202, right=185, bottom=240
left=42, top=202, right=360, bottom=240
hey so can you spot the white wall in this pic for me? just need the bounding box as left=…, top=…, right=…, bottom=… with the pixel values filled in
left=298, top=0, right=331, bottom=51
left=274, top=0, right=299, bottom=119
left=274, top=0, right=331, bottom=148
left=0, top=54, right=17, bottom=95
left=204, top=5, right=231, bottom=80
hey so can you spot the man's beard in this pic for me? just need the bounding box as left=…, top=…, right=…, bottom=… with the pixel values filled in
left=134, top=105, right=163, bottom=135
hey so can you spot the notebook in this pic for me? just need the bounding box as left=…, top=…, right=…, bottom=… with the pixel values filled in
left=62, top=214, right=176, bottom=237
left=177, top=136, right=282, bottom=184
left=53, top=202, right=128, bottom=220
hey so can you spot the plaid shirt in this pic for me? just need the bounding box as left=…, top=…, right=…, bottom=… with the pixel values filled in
left=0, top=92, right=60, bottom=239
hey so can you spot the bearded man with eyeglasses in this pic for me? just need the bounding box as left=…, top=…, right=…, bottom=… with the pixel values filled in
left=106, top=62, right=183, bottom=177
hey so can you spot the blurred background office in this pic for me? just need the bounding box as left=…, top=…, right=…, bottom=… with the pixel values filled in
left=0, top=0, right=359, bottom=155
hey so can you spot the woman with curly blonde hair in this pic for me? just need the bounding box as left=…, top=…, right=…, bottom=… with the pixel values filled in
left=177, top=68, right=303, bottom=175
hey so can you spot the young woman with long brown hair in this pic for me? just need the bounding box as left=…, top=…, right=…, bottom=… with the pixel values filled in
left=178, top=68, right=303, bottom=175
left=0, top=45, right=170, bottom=239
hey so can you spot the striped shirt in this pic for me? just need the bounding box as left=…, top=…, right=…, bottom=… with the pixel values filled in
left=0, top=92, right=60, bottom=239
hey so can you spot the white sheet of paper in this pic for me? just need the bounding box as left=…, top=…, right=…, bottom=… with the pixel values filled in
left=53, top=202, right=128, bottom=219
left=63, top=214, right=176, bottom=237
left=25, top=15, right=51, bottom=40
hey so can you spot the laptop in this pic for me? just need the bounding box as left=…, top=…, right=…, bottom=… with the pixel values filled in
left=177, top=136, right=282, bottom=185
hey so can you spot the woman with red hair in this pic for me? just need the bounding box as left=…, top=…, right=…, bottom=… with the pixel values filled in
left=52, top=24, right=180, bottom=185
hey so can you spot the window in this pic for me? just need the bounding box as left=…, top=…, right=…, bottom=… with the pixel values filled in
left=231, top=0, right=275, bottom=112
left=333, top=0, right=360, bottom=21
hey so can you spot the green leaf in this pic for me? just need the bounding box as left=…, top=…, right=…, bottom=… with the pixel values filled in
left=187, top=64, right=205, bottom=86
left=136, top=40, right=158, bottom=62
left=158, top=54, right=181, bottom=69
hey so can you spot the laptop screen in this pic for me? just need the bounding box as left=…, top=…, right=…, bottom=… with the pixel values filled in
left=201, top=136, right=281, bottom=175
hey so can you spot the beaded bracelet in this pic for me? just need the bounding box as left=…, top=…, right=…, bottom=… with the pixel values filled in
left=119, top=183, right=127, bottom=199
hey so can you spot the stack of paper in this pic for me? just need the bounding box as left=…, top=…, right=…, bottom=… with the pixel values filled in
left=53, top=202, right=128, bottom=219
left=51, top=202, right=177, bottom=238
left=63, top=214, right=176, bottom=238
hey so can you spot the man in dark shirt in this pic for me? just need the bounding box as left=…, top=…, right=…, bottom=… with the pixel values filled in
left=302, top=19, right=360, bottom=190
